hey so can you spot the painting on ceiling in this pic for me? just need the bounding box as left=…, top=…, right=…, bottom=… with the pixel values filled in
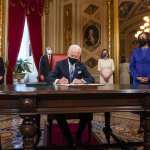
left=119, top=1, right=135, bottom=18
left=136, top=1, right=150, bottom=14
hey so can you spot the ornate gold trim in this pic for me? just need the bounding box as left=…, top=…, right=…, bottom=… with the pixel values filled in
left=106, top=0, right=112, bottom=57
left=0, top=0, right=7, bottom=58
left=0, top=0, right=2, bottom=56
left=113, top=0, right=120, bottom=84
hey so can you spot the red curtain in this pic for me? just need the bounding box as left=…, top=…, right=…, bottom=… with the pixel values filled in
left=7, top=0, right=44, bottom=84
left=6, top=0, right=26, bottom=84
left=27, top=0, right=43, bottom=70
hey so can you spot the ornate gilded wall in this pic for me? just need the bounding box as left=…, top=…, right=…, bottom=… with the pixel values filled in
left=43, top=0, right=113, bottom=81
left=79, top=0, right=109, bottom=80
left=63, top=3, right=72, bottom=50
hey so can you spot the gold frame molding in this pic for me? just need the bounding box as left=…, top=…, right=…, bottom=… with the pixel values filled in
left=0, top=0, right=7, bottom=58
left=106, top=0, right=112, bottom=56
left=105, top=0, right=120, bottom=84
left=0, top=0, right=3, bottom=56
left=113, top=0, right=120, bottom=84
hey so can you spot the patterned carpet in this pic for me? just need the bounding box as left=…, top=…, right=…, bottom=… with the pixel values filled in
left=0, top=113, right=143, bottom=149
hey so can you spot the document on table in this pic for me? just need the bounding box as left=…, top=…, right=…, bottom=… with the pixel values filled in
left=56, top=83, right=105, bottom=86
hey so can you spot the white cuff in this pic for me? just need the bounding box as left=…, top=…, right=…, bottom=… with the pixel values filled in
left=81, top=79, right=86, bottom=84
left=53, top=79, right=59, bottom=85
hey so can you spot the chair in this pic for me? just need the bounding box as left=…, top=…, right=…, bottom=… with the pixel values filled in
left=51, top=54, right=67, bottom=70
left=45, top=54, right=93, bottom=146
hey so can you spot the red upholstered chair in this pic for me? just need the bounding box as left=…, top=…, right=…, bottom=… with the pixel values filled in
left=51, top=54, right=67, bottom=71
left=45, top=54, right=93, bottom=146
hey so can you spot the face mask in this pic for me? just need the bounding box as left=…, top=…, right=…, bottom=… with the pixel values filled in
left=69, top=57, right=78, bottom=64
left=101, top=53, right=108, bottom=58
left=46, top=49, right=52, bottom=55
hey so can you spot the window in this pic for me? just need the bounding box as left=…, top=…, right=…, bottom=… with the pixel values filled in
left=16, top=18, right=38, bottom=82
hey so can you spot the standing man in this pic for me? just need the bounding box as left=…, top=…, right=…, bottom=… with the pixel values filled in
left=39, top=47, right=52, bottom=82
left=0, top=57, right=5, bottom=84
left=47, top=44, right=95, bottom=145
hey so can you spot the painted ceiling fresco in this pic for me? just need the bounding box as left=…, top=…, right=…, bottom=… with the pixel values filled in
left=119, top=0, right=150, bottom=21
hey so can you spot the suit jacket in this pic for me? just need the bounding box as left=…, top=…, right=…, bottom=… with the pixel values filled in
left=47, top=58, right=95, bottom=84
left=39, top=55, right=52, bottom=81
left=0, top=57, right=5, bottom=84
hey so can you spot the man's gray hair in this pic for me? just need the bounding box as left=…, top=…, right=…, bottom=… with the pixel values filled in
left=68, top=44, right=82, bottom=54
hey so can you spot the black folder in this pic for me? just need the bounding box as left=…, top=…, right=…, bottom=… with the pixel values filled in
left=26, top=82, right=49, bottom=87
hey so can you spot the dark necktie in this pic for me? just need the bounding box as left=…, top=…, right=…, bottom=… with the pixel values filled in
left=70, top=65, right=74, bottom=81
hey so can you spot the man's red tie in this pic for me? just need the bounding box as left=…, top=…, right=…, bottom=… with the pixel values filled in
left=48, top=55, right=51, bottom=64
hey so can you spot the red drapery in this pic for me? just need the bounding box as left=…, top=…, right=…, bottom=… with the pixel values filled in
left=6, top=0, right=26, bottom=84
left=26, top=0, right=43, bottom=70
left=7, top=0, right=44, bottom=84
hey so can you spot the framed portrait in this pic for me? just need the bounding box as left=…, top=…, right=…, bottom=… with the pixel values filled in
left=83, top=21, right=101, bottom=50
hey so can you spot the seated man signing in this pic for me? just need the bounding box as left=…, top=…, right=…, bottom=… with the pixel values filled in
left=47, top=44, right=95, bottom=145
left=48, top=44, right=94, bottom=84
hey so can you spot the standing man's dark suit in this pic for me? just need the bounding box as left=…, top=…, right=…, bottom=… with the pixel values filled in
left=47, top=58, right=95, bottom=145
left=0, top=57, right=5, bottom=84
left=39, top=54, right=52, bottom=82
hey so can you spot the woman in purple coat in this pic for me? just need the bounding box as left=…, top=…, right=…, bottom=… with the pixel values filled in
left=130, top=32, right=150, bottom=86
left=130, top=32, right=150, bottom=132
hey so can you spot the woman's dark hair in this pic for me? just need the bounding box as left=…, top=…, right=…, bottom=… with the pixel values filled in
left=138, top=32, right=150, bottom=47
left=100, top=49, right=109, bottom=58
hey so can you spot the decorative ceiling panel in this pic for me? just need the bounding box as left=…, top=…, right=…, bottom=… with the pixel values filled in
left=119, top=1, right=135, bottom=19
left=119, top=0, right=150, bottom=20
left=84, top=4, right=99, bottom=15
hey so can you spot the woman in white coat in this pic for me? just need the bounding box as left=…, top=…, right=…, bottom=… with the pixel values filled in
left=98, top=49, right=115, bottom=84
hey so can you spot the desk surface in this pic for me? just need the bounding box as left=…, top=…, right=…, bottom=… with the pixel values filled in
left=0, top=83, right=149, bottom=114
left=0, top=84, right=150, bottom=150
left=0, top=83, right=150, bottom=95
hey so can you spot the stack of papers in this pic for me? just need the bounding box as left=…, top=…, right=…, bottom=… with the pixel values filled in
left=56, top=83, right=105, bottom=86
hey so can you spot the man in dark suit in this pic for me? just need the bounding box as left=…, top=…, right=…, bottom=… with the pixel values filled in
left=0, top=57, right=5, bottom=84
left=39, top=47, right=52, bottom=82
left=47, top=44, right=95, bottom=145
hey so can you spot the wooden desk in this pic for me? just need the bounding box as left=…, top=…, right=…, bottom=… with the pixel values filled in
left=0, top=84, right=150, bottom=149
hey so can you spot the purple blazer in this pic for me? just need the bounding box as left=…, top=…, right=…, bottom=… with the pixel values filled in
left=129, top=47, right=150, bottom=86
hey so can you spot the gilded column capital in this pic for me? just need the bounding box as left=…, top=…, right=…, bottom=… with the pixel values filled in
left=113, top=0, right=120, bottom=84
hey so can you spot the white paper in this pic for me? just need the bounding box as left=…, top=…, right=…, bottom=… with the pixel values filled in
left=56, top=83, right=105, bottom=86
